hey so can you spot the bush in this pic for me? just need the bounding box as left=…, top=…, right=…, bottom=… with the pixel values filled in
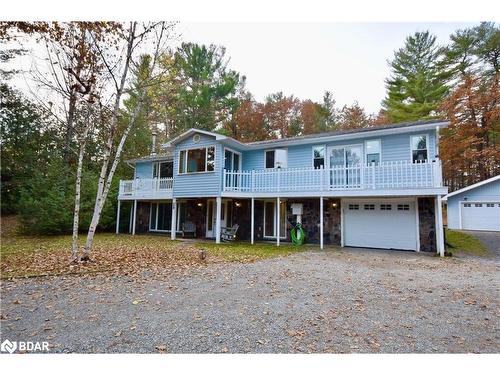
left=18, top=159, right=118, bottom=235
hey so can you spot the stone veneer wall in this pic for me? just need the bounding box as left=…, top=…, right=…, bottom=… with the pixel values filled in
left=418, top=197, right=436, bottom=252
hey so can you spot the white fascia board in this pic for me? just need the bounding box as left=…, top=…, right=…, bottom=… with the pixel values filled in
left=221, top=187, right=448, bottom=199
left=161, top=128, right=229, bottom=148
left=444, top=175, right=500, bottom=199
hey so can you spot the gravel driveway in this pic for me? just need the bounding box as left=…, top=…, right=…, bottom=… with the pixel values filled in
left=1, top=247, right=499, bottom=353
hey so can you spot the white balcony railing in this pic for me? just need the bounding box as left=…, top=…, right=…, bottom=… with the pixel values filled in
left=119, top=177, right=173, bottom=197
left=223, top=160, right=443, bottom=193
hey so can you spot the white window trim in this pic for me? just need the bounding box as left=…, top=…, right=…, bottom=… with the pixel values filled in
left=223, top=147, right=242, bottom=171
left=364, top=139, right=382, bottom=165
left=152, top=160, right=173, bottom=179
left=326, top=143, right=364, bottom=168
left=264, top=148, right=288, bottom=169
left=410, top=134, right=430, bottom=163
left=177, top=145, right=217, bottom=175
left=149, top=202, right=174, bottom=233
left=263, top=199, right=287, bottom=239
left=311, top=144, right=326, bottom=169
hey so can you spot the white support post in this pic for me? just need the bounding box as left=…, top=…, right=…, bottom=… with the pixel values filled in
left=276, top=197, right=280, bottom=247
left=215, top=197, right=222, bottom=244
left=170, top=198, right=177, bottom=240
left=132, top=200, right=137, bottom=235
left=116, top=200, right=121, bottom=234
left=251, top=198, right=255, bottom=245
left=435, top=195, right=445, bottom=257
left=340, top=198, right=345, bottom=247
left=320, top=196, right=324, bottom=250
left=129, top=202, right=133, bottom=234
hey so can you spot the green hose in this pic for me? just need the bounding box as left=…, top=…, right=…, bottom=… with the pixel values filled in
left=290, top=223, right=305, bottom=245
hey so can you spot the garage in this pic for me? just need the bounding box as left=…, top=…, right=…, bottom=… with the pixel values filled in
left=461, top=202, right=500, bottom=231
left=344, top=199, right=418, bottom=251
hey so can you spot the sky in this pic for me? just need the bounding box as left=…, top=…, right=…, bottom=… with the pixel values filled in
left=4, top=22, right=476, bottom=115
left=178, top=22, right=475, bottom=114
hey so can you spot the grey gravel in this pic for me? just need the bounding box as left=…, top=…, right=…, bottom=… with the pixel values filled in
left=1, top=247, right=499, bottom=353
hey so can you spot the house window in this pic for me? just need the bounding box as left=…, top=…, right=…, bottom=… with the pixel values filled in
left=475, top=203, right=483, bottom=207
left=265, top=149, right=287, bottom=169
left=365, top=140, right=381, bottom=165
left=348, top=204, right=359, bottom=210
left=313, top=146, right=325, bottom=169
left=178, top=146, right=215, bottom=174
left=487, top=203, right=494, bottom=207
left=397, top=204, right=410, bottom=211
left=380, top=204, right=392, bottom=210
left=364, top=204, right=375, bottom=210
left=411, top=135, right=428, bottom=163
left=464, top=203, right=471, bottom=207
left=263, top=200, right=286, bottom=238
left=149, top=202, right=173, bottom=231
left=153, top=161, right=173, bottom=178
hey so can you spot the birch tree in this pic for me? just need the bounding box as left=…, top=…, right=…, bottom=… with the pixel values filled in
left=81, top=22, right=174, bottom=260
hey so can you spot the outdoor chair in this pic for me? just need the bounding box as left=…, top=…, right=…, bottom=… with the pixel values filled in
left=221, top=224, right=239, bottom=242
left=181, top=221, right=196, bottom=238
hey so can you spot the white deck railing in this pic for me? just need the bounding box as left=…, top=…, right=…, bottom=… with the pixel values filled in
left=223, top=160, right=443, bottom=193
left=119, top=177, right=173, bottom=196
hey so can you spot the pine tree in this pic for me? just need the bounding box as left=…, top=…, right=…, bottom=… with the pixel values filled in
left=383, top=31, right=449, bottom=122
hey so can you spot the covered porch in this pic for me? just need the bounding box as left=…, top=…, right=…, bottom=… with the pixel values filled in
left=117, top=194, right=445, bottom=256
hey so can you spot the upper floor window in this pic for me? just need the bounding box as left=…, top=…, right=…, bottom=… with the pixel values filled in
left=411, top=135, right=428, bottom=163
left=365, top=140, right=381, bottom=165
left=224, top=149, right=240, bottom=171
left=312, top=146, right=325, bottom=169
left=153, top=161, right=173, bottom=179
left=265, top=149, right=287, bottom=169
left=178, top=146, right=215, bottom=174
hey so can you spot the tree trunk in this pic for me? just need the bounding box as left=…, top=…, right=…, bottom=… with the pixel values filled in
left=80, top=22, right=138, bottom=261
left=82, top=93, right=144, bottom=259
left=71, top=122, right=91, bottom=262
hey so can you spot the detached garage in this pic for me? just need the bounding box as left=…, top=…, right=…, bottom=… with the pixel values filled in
left=343, top=199, right=419, bottom=251
left=445, top=175, right=500, bottom=232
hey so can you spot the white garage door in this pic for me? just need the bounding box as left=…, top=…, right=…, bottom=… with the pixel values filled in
left=461, top=202, right=500, bottom=231
left=344, top=199, right=417, bottom=251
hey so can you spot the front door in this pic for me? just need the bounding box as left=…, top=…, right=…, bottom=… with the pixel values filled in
left=328, top=145, right=363, bottom=188
left=206, top=200, right=227, bottom=238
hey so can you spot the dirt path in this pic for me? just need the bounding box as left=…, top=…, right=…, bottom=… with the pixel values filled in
left=1, top=248, right=499, bottom=353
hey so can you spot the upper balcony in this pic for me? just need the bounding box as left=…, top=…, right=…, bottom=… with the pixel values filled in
left=119, top=177, right=173, bottom=200
left=222, top=160, right=445, bottom=197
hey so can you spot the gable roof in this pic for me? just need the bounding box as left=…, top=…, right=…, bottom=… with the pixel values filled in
left=444, top=175, right=500, bottom=200
left=161, top=119, right=449, bottom=151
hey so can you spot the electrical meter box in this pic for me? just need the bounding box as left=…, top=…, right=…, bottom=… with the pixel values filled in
left=291, top=203, right=303, bottom=215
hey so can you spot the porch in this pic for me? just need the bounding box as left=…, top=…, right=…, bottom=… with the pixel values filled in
left=118, top=178, right=173, bottom=200
left=223, top=160, right=443, bottom=193
left=116, top=195, right=445, bottom=256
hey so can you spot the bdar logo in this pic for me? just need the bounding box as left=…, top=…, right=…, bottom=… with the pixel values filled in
left=1, top=339, right=17, bottom=353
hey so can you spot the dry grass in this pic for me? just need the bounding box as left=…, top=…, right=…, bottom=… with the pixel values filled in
left=1, top=216, right=305, bottom=279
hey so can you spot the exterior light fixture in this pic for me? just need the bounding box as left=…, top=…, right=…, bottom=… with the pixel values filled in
left=332, top=202, right=338, bottom=208
left=235, top=202, right=242, bottom=207
left=197, top=202, right=203, bottom=207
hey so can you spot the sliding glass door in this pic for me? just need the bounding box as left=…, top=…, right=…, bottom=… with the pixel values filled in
left=328, top=145, right=362, bottom=188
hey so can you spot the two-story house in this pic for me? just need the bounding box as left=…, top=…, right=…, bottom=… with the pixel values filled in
left=117, top=119, right=448, bottom=256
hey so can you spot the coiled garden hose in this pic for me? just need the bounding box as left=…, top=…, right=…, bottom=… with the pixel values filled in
left=290, top=223, right=305, bottom=245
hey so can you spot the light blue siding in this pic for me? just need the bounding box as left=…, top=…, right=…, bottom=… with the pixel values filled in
left=173, top=133, right=222, bottom=197
left=447, top=179, right=500, bottom=229
left=241, top=130, right=437, bottom=170
left=135, top=161, right=153, bottom=179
